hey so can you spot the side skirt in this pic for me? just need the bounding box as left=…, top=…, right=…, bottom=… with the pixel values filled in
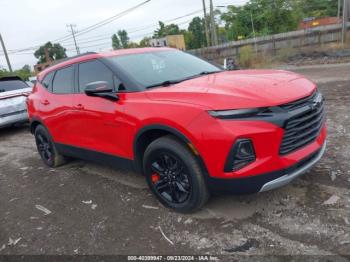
left=55, top=143, right=135, bottom=171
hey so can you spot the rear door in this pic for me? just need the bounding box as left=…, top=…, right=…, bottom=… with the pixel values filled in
left=40, top=65, right=75, bottom=145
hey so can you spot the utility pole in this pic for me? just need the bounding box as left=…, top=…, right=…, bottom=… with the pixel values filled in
left=0, top=34, right=13, bottom=72
left=209, top=0, right=218, bottom=46
left=342, top=0, right=349, bottom=45
left=67, top=24, right=80, bottom=55
left=250, top=12, right=258, bottom=54
left=338, top=0, right=342, bottom=18
left=202, top=0, right=211, bottom=47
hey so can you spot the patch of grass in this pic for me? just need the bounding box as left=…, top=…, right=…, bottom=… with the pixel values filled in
left=239, top=45, right=255, bottom=68
left=275, top=47, right=298, bottom=62
left=237, top=40, right=350, bottom=69
left=237, top=46, right=274, bottom=69
left=252, top=54, right=274, bottom=68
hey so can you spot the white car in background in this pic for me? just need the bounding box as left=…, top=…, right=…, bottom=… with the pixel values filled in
left=28, top=76, right=37, bottom=85
left=0, top=76, right=32, bottom=128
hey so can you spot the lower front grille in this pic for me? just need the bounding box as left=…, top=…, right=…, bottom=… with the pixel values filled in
left=280, top=91, right=325, bottom=155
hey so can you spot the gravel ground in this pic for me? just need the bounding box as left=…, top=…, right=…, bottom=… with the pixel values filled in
left=0, top=64, right=349, bottom=260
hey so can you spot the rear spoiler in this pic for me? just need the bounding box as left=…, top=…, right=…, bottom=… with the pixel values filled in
left=0, top=76, right=31, bottom=99
left=0, top=76, right=24, bottom=82
left=0, top=88, right=32, bottom=100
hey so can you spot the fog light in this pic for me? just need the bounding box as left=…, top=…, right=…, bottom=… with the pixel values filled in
left=224, top=139, right=256, bottom=172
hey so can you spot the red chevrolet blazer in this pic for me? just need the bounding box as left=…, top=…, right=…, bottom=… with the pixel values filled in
left=27, top=48, right=326, bottom=212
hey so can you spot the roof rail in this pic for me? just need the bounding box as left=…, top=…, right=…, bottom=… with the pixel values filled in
left=50, top=52, right=97, bottom=66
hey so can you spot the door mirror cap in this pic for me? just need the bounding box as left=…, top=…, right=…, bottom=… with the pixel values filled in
left=84, top=81, right=119, bottom=101
left=85, top=81, right=113, bottom=95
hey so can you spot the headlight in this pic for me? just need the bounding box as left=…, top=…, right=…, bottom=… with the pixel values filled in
left=208, top=108, right=268, bottom=119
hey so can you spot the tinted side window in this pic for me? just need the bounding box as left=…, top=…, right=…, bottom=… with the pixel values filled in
left=78, top=60, right=114, bottom=92
left=52, top=66, right=74, bottom=94
left=41, top=71, right=54, bottom=90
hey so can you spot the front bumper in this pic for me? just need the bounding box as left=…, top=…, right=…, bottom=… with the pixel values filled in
left=260, top=141, right=326, bottom=192
left=206, top=141, right=326, bottom=194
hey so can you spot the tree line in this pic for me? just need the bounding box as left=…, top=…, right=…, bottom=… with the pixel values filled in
left=112, top=0, right=338, bottom=49
left=0, top=65, right=32, bottom=81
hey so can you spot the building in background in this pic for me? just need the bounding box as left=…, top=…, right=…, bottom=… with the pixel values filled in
left=149, top=35, right=186, bottom=50
left=299, top=17, right=341, bottom=30
left=34, top=61, right=53, bottom=74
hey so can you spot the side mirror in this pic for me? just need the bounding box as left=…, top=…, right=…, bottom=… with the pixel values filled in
left=84, top=81, right=119, bottom=101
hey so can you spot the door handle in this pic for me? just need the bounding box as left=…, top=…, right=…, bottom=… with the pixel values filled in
left=41, top=100, right=50, bottom=105
left=75, top=104, right=84, bottom=110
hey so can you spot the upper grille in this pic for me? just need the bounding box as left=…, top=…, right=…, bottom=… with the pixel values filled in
left=280, top=91, right=318, bottom=111
left=280, top=91, right=325, bottom=155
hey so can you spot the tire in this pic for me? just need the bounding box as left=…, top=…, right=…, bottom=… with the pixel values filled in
left=143, top=135, right=209, bottom=213
left=34, top=125, right=66, bottom=168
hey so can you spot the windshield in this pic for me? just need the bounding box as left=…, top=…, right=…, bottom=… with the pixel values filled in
left=0, top=80, right=29, bottom=93
left=106, top=50, right=222, bottom=89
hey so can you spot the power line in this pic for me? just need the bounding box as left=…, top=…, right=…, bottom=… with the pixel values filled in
left=3, top=1, right=246, bottom=55
left=6, top=0, right=151, bottom=54
left=48, top=10, right=202, bottom=52
left=77, top=41, right=112, bottom=50
left=5, top=2, right=198, bottom=55
left=54, top=0, right=152, bottom=43
left=126, top=18, right=195, bottom=42
left=59, top=9, right=203, bottom=45
left=6, top=1, right=201, bottom=54
left=0, top=14, right=198, bottom=57
left=68, top=16, right=197, bottom=53
left=74, top=17, right=197, bottom=52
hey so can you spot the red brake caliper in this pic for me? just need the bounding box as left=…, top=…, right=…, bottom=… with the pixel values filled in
left=151, top=173, right=160, bottom=184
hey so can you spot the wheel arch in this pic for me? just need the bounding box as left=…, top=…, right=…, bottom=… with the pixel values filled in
left=29, top=117, right=52, bottom=140
left=133, top=124, right=209, bottom=177
left=30, top=117, right=45, bottom=134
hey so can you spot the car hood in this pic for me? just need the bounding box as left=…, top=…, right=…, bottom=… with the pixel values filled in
left=145, top=70, right=316, bottom=110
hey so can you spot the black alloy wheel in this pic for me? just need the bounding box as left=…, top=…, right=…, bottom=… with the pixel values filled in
left=36, top=133, right=53, bottom=165
left=143, top=135, right=209, bottom=213
left=150, top=152, right=191, bottom=204
left=34, top=125, right=66, bottom=167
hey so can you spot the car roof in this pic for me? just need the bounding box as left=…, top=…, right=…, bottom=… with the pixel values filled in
left=37, top=47, right=175, bottom=82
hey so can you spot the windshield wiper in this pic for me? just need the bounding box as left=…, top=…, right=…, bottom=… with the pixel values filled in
left=181, top=70, right=223, bottom=81
left=145, top=71, right=223, bottom=89
left=145, top=80, right=183, bottom=89
left=198, top=70, right=222, bottom=76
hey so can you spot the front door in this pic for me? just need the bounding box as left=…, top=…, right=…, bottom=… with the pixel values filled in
left=70, top=59, right=128, bottom=158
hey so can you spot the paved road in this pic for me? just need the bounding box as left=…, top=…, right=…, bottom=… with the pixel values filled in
left=0, top=64, right=349, bottom=259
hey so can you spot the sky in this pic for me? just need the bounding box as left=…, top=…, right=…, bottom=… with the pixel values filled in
left=0, top=0, right=248, bottom=70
